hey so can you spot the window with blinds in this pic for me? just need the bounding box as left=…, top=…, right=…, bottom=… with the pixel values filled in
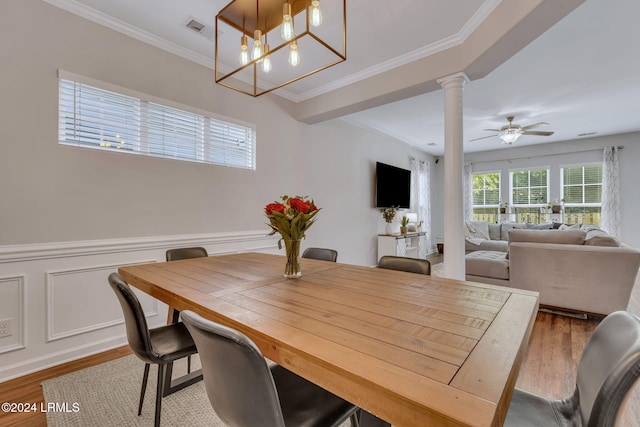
left=511, top=169, right=548, bottom=205
left=58, top=76, right=256, bottom=170
left=472, top=172, right=501, bottom=222
left=562, top=164, right=602, bottom=226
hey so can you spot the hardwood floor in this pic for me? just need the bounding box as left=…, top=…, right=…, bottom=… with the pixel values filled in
left=1, top=263, right=639, bottom=426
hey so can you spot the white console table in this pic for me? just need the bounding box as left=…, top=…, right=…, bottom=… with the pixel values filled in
left=377, top=232, right=427, bottom=261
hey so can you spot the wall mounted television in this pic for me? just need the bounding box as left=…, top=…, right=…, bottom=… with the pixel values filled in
left=375, top=162, right=411, bottom=208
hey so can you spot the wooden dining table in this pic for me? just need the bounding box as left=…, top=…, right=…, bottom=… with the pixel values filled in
left=118, top=252, right=538, bottom=427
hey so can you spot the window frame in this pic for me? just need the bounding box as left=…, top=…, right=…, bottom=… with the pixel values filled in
left=561, top=162, right=603, bottom=226
left=510, top=167, right=550, bottom=207
left=58, top=70, right=256, bottom=170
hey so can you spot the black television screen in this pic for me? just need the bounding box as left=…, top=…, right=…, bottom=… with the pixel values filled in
left=375, top=162, right=411, bottom=208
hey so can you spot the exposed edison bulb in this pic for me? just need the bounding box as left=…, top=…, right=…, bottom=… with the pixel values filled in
left=251, top=30, right=263, bottom=61
left=262, top=44, right=272, bottom=73
left=281, top=2, right=295, bottom=41
left=239, top=35, right=249, bottom=65
left=288, top=41, right=300, bottom=67
left=309, top=0, right=323, bottom=27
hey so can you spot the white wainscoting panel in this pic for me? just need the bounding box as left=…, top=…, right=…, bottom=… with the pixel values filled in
left=0, top=230, right=278, bottom=382
left=0, top=275, right=25, bottom=354
left=45, top=260, right=158, bottom=342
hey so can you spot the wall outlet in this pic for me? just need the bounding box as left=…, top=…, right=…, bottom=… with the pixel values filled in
left=0, top=318, right=13, bottom=338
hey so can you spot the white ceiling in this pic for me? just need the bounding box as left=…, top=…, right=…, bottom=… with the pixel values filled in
left=45, top=0, right=640, bottom=156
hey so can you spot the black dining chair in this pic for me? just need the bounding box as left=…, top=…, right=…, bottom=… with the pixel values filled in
left=181, top=310, right=360, bottom=427
left=166, top=246, right=208, bottom=261
left=377, top=256, right=431, bottom=275
left=504, top=310, right=640, bottom=427
left=301, top=247, right=338, bottom=262
left=165, top=246, right=209, bottom=336
left=108, top=273, right=201, bottom=427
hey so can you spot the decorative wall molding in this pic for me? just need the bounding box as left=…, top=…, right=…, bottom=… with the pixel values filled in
left=0, top=230, right=279, bottom=382
left=0, top=230, right=277, bottom=263
left=0, top=275, right=25, bottom=354
left=45, top=260, right=158, bottom=342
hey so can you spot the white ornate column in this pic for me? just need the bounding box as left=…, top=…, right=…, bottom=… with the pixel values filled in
left=437, top=72, right=469, bottom=280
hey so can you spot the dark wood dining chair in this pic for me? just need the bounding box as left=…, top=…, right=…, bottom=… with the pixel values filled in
left=108, top=273, right=202, bottom=427
left=505, top=310, right=640, bottom=426
left=181, top=310, right=360, bottom=427
left=301, top=247, right=338, bottom=262
left=378, top=256, right=431, bottom=275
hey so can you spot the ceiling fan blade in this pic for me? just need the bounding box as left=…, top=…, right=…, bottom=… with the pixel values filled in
left=521, top=130, right=554, bottom=136
left=521, top=122, right=549, bottom=131
left=469, top=134, right=499, bottom=142
left=483, top=128, right=502, bottom=132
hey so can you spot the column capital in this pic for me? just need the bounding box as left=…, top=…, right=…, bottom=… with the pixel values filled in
left=436, top=72, right=470, bottom=89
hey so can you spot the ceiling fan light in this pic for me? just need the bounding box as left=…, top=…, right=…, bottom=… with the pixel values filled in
left=499, top=132, right=521, bottom=144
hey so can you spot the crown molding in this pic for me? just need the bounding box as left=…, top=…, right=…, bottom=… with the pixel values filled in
left=44, top=0, right=500, bottom=103
left=287, top=0, right=502, bottom=102
left=43, top=0, right=214, bottom=68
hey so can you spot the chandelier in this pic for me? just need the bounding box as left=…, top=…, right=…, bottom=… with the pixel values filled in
left=215, top=0, right=347, bottom=97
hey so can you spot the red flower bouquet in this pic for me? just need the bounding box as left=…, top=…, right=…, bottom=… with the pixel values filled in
left=265, top=195, right=320, bottom=277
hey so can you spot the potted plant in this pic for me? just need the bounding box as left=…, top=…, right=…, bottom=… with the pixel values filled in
left=380, top=206, right=398, bottom=234
left=550, top=198, right=564, bottom=214
left=499, top=201, right=508, bottom=214
left=400, top=216, right=409, bottom=234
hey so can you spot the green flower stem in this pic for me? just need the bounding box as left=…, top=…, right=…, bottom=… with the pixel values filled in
left=284, top=239, right=301, bottom=278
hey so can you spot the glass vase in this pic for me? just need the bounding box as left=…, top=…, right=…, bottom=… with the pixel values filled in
left=284, top=239, right=301, bottom=278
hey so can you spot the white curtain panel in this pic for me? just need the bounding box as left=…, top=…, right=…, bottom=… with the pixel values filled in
left=410, top=158, right=434, bottom=252
left=463, top=162, right=474, bottom=221
left=601, top=146, right=621, bottom=238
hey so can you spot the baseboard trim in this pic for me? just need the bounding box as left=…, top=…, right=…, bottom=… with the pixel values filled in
left=0, top=335, right=129, bottom=383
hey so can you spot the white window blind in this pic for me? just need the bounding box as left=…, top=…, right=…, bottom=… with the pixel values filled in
left=58, top=75, right=255, bottom=170
left=562, top=164, right=602, bottom=205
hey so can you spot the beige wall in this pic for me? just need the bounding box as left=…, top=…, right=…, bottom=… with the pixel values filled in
left=0, top=0, right=432, bottom=266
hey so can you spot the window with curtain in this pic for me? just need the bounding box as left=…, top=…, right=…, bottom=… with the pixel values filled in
left=511, top=168, right=548, bottom=224
left=562, top=164, right=602, bottom=226
left=472, top=172, right=500, bottom=222
left=58, top=73, right=256, bottom=170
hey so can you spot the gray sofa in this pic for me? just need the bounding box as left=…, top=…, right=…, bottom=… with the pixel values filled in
left=465, top=226, right=640, bottom=315
left=465, top=221, right=557, bottom=252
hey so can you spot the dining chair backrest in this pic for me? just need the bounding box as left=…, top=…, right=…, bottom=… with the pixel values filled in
left=301, top=247, right=338, bottom=262
left=575, top=310, right=640, bottom=426
left=378, top=256, right=431, bottom=275
left=166, top=247, right=208, bottom=261
left=108, top=273, right=156, bottom=364
left=181, top=310, right=286, bottom=427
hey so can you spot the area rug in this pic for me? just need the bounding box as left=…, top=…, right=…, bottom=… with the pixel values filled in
left=42, top=354, right=354, bottom=427
left=431, top=262, right=444, bottom=277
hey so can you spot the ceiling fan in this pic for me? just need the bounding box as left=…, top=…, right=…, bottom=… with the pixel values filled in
left=470, top=116, right=555, bottom=144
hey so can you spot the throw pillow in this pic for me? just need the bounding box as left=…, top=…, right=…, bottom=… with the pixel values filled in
left=500, top=223, right=526, bottom=240
left=468, top=221, right=490, bottom=240
left=525, top=222, right=554, bottom=230
left=559, top=223, right=581, bottom=230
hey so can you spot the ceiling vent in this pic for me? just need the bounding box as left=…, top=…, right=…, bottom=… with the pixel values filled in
left=184, top=16, right=215, bottom=40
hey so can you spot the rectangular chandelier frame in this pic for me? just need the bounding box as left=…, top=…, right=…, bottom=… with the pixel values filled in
left=215, top=0, right=347, bottom=97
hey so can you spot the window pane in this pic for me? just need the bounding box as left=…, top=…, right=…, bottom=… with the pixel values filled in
left=529, top=170, right=547, bottom=187
left=564, top=186, right=583, bottom=203
left=585, top=184, right=602, bottom=203
left=472, top=173, right=500, bottom=207
left=584, top=166, right=602, bottom=184
left=512, top=171, right=528, bottom=187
